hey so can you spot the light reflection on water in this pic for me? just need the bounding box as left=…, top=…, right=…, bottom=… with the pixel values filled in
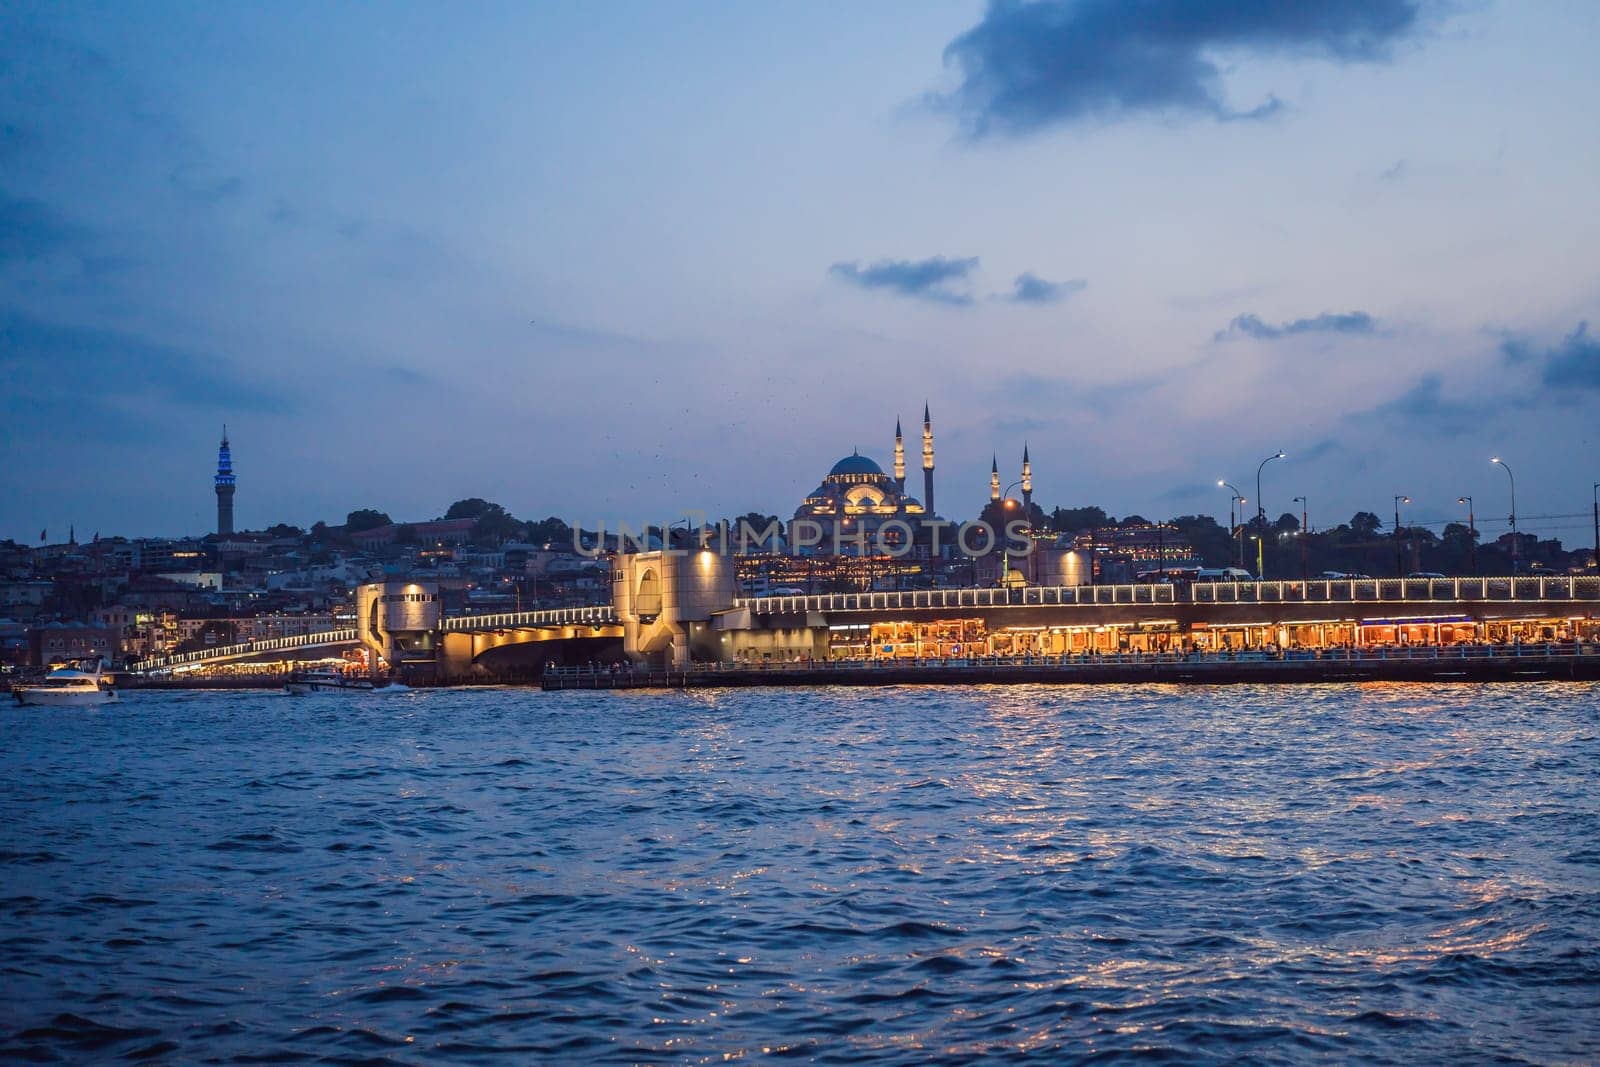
left=0, top=682, right=1597, bottom=1063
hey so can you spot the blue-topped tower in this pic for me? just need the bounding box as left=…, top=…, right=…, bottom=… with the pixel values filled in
left=214, top=426, right=236, bottom=535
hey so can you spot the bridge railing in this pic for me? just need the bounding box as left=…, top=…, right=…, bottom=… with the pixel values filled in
left=738, top=575, right=1599, bottom=615
left=736, top=583, right=1180, bottom=616
left=131, top=628, right=358, bottom=673
left=1189, top=575, right=1599, bottom=604
left=442, top=605, right=618, bottom=631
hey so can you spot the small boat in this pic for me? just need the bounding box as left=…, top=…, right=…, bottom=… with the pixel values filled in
left=285, top=667, right=377, bottom=694
left=13, top=661, right=119, bottom=707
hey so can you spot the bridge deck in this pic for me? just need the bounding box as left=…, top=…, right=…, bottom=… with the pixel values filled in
left=442, top=606, right=619, bottom=631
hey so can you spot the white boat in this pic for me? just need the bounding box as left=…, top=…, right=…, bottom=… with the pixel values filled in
left=285, top=667, right=377, bottom=694
left=13, top=661, right=119, bottom=707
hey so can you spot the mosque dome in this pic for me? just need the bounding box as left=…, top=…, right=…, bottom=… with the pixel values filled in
left=827, top=451, right=885, bottom=478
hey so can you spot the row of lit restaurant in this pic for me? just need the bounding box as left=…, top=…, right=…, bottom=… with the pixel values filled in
left=808, top=613, right=1597, bottom=661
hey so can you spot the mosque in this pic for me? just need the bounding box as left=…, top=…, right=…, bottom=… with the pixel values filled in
left=793, top=405, right=1034, bottom=552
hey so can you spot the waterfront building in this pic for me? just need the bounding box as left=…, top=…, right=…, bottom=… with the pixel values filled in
left=28, top=621, right=116, bottom=667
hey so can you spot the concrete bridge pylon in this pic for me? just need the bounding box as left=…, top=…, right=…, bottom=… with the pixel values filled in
left=612, top=549, right=737, bottom=668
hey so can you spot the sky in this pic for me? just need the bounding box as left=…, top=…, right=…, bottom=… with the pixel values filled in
left=2, top=0, right=1598, bottom=546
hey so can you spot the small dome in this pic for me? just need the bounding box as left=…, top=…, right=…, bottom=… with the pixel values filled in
left=828, top=451, right=885, bottom=477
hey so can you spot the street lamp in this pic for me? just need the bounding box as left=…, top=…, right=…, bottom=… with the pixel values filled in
left=1492, top=457, right=1516, bottom=573
left=1591, top=482, right=1598, bottom=573
left=1218, top=480, right=1247, bottom=569
left=1222, top=483, right=1248, bottom=572
left=1255, top=451, right=1284, bottom=579
left=1457, top=496, right=1476, bottom=575
left=1292, top=495, right=1309, bottom=583
left=1393, top=495, right=1411, bottom=579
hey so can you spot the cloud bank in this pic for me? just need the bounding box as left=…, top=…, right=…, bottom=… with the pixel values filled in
left=939, top=0, right=1427, bottom=136
left=1503, top=321, right=1600, bottom=390
left=1216, top=310, right=1377, bottom=341
left=1008, top=272, right=1086, bottom=304
left=829, top=255, right=979, bottom=305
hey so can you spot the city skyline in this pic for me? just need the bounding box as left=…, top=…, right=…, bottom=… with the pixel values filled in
left=3, top=1, right=1598, bottom=541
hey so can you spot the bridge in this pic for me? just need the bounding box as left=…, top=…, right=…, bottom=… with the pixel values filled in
left=130, top=604, right=622, bottom=678
left=132, top=628, right=360, bottom=675
left=127, top=570, right=1598, bottom=680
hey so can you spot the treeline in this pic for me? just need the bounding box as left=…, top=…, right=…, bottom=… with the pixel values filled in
left=1047, top=507, right=1590, bottom=577
left=293, top=499, right=576, bottom=550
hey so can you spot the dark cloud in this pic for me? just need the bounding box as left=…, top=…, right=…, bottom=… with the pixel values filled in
left=1356, top=373, right=1490, bottom=436
left=829, top=255, right=979, bottom=305
left=1008, top=272, right=1086, bottom=304
left=1350, top=320, right=1596, bottom=438
left=0, top=314, right=288, bottom=443
left=1504, top=321, right=1600, bottom=390
left=939, top=0, right=1427, bottom=136
left=1216, top=310, right=1377, bottom=341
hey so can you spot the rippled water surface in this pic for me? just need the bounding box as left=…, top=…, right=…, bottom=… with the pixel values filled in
left=3, top=683, right=1598, bottom=1063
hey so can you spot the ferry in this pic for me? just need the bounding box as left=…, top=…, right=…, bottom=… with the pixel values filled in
left=13, top=661, right=119, bottom=707
left=285, top=667, right=377, bottom=695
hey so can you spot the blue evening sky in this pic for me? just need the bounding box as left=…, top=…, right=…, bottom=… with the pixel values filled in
left=3, top=1, right=1597, bottom=543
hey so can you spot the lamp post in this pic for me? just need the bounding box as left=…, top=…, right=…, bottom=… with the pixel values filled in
left=1292, top=495, right=1309, bottom=583
left=1492, top=457, right=1517, bottom=573
left=1393, top=495, right=1411, bottom=579
left=1592, top=482, right=1598, bottom=573
left=1457, top=496, right=1476, bottom=575
left=1255, top=451, right=1284, bottom=579
left=1218, top=480, right=1246, bottom=569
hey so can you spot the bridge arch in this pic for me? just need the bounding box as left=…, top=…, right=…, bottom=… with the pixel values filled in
left=636, top=568, right=662, bottom=618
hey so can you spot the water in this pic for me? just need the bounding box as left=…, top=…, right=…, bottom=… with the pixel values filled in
left=2, top=684, right=1597, bottom=1064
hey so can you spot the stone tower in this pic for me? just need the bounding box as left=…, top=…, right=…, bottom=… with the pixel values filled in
left=921, top=403, right=935, bottom=517
left=214, top=426, right=236, bottom=536
left=893, top=417, right=906, bottom=493
left=1021, top=443, right=1032, bottom=513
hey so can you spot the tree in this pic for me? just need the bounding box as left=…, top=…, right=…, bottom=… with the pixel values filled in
left=730, top=512, right=783, bottom=553
left=734, top=511, right=780, bottom=533
left=471, top=508, right=522, bottom=547
left=526, top=516, right=573, bottom=547
left=345, top=508, right=392, bottom=532
left=1049, top=506, right=1110, bottom=533
left=1349, top=511, right=1383, bottom=538
left=1168, top=515, right=1234, bottom=567
left=1274, top=512, right=1300, bottom=534
left=445, top=498, right=497, bottom=520
left=440, top=498, right=520, bottom=546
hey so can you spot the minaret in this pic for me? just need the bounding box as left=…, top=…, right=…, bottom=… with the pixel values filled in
left=214, top=426, right=236, bottom=536
left=893, top=417, right=906, bottom=493
left=921, top=403, right=935, bottom=516
left=1021, top=443, right=1032, bottom=513
left=990, top=455, right=1001, bottom=502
